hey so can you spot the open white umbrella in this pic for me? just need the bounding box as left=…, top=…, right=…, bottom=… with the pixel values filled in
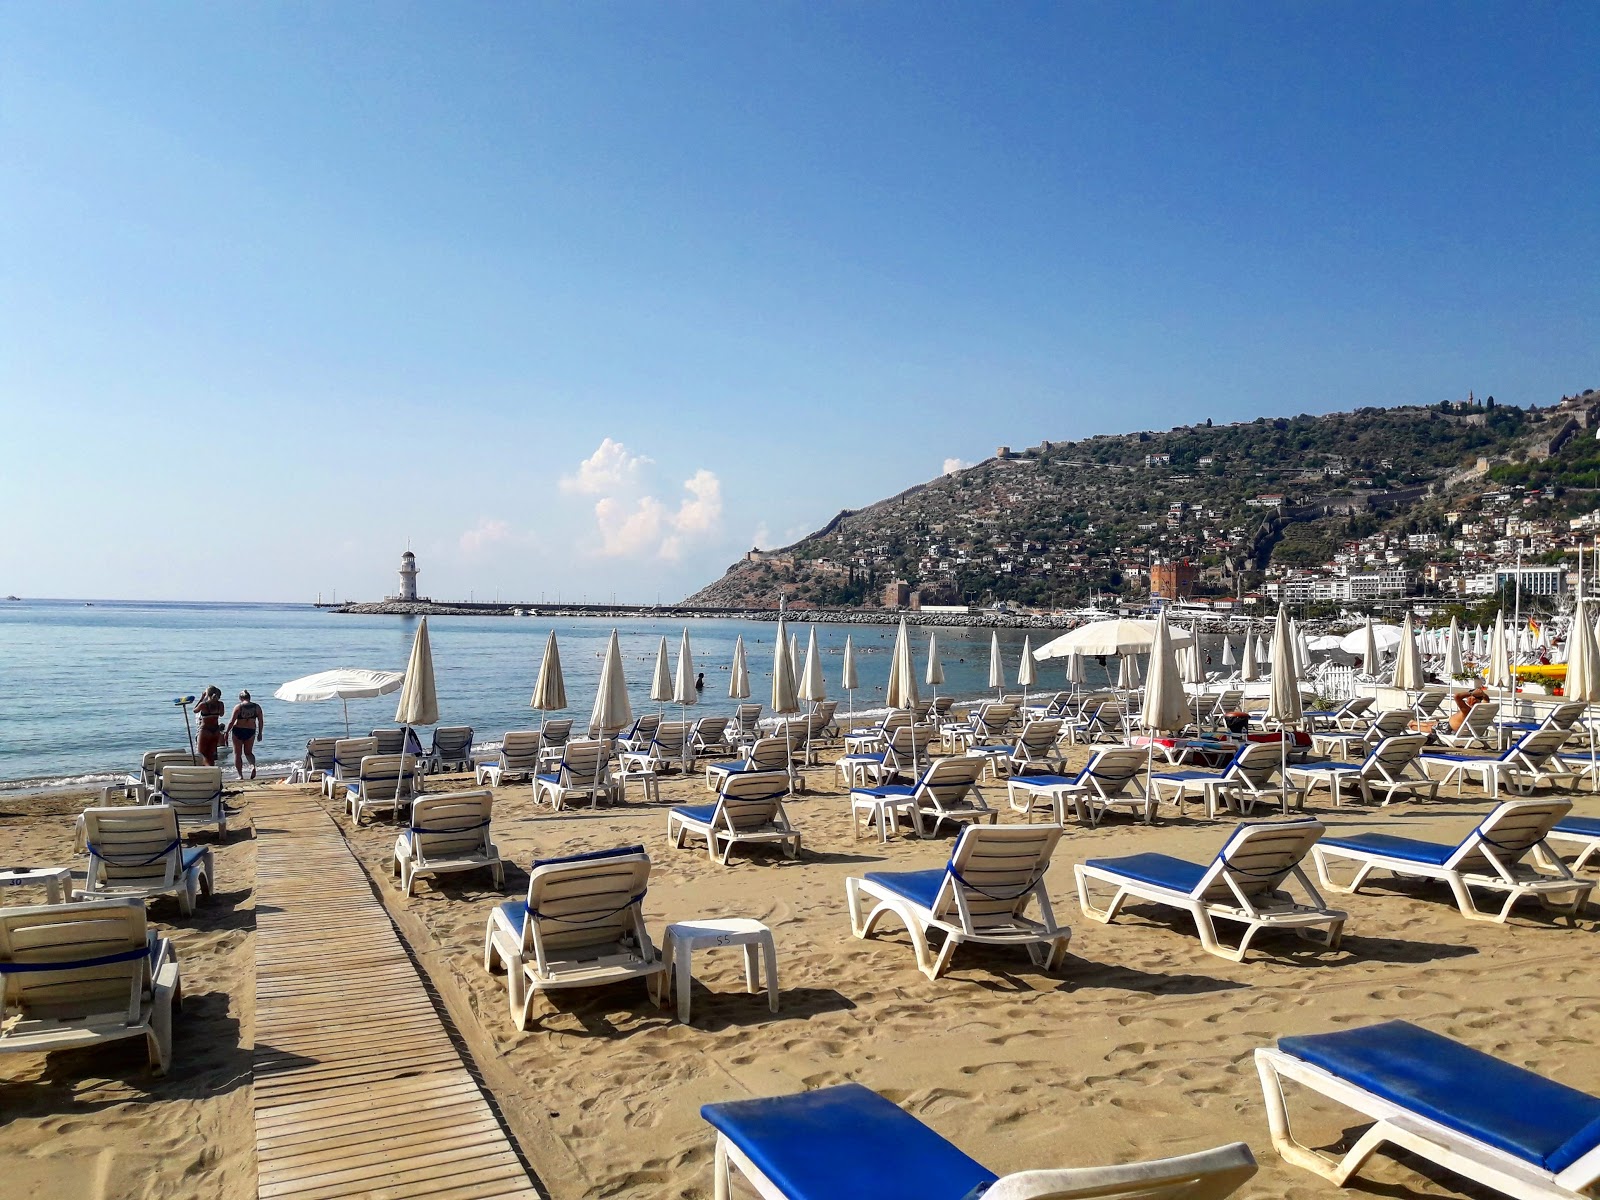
left=1444, top=617, right=1464, bottom=679
left=728, top=635, right=751, bottom=701
left=1034, top=619, right=1193, bottom=659
left=840, top=634, right=859, bottom=721
left=1488, top=612, right=1512, bottom=692
left=1141, top=610, right=1190, bottom=792
left=650, top=636, right=673, bottom=718
left=798, top=626, right=827, bottom=768
left=1240, top=629, right=1260, bottom=682
left=1391, top=611, right=1425, bottom=695
left=1016, top=635, right=1036, bottom=706
left=988, top=631, right=1004, bottom=698
left=393, top=618, right=438, bottom=796
left=886, top=618, right=922, bottom=778
left=673, top=628, right=698, bottom=771
left=1266, top=605, right=1302, bottom=807
left=274, top=667, right=404, bottom=736
left=772, top=616, right=800, bottom=791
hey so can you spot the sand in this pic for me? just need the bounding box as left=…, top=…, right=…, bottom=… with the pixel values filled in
left=3, top=741, right=1599, bottom=1200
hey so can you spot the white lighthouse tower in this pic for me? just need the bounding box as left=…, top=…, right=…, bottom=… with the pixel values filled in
left=398, top=550, right=419, bottom=602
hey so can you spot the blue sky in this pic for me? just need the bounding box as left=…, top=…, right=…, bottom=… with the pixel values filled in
left=3, top=2, right=1596, bottom=602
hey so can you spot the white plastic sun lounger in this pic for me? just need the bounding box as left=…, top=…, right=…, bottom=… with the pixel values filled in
left=482, top=844, right=664, bottom=1030
left=667, top=772, right=801, bottom=865
left=1434, top=700, right=1502, bottom=751
left=846, top=823, right=1070, bottom=980
left=345, top=753, right=423, bottom=824
left=533, top=739, right=614, bottom=810
left=0, top=899, right=181, bottom=1075
left=706, top=736, right=792, bottom=792
left=1147, top=741, right=1307, bottom=819
left=107, top=748, right=196, bottom=802
left=1006, top=746, right=1150, bottom=826
left=701, top=1082, right=1258, bottom=1200
left=848, top=754, right=992, bottom=841
left=1076, top=819, right=1345, bottom=961
left=424, top=725, right=474, bottom=773
left=151, top=764, right=229, bottom=837
left=391, top=790, right=503, bottom=896
left=1547, top=815, right=1600, bottom=872
left=1257, top=1019, right=1600, bottom=1199
left=76, top=805, right=213, bottom=915
left=322, top=736, right=378, bottom=799
left=289, top=737, right=338, bottom=786
left=475, top=729, right=542, bottom=786
left=1286, top=733, right=1436, bottom=807
left=1422, top=726, right=1578, bottom=799
left=1311, top=798, right=1594, bottom=923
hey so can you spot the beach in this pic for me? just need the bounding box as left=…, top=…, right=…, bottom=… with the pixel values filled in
left=3, top=739, right=1597, bottom=1199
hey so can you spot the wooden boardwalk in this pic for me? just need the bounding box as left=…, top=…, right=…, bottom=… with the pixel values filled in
left=253, top=795, right=539, bottom=1200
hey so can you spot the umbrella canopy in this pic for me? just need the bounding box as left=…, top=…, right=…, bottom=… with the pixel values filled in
left=394, top=618, right=439, bottom=727
left=1566, top=596, right=1600, bottom=703
left=1117, top=652, right=1141, bottom=689
left=1266, top=606, right=1303, bottom=726
left=274, top=667, right=405, bottom=737
left=771, top=617, right=799, bottom=715
left=1034, top=619, right=1193, bottom=659
left=1390, top=611, right=1425, bottom=692
left=590, top=629, right=633, bottom=735
left=650, top=637, right=674, bottom=704
left=1016, top=635, right=1036, bottom=690
left=1181, top=631, right=1205, bottom=686
left=1444, top=617, right=1464, bottom=678
left=1488, top=611, right=1512, bottom=690
left=673, top=628, right=698, bottom=709
left=1294, top=622, right=1313, bottom=676
left=1141, top=612, right=1189, bottom=734
left=885, top=618, right=919, bottom=712
left=1220, top=637, right=1236, bottom=669
left=925, top=632, right=945, bottom=688
left=789, top=633, right=801, bottom=683
left=531, top=631, right=568, bottom=712
left=1240, top=629, right=1260, bottom=682
left=988, top=631, right=1004, bottom=693
left=799, top=626, right=827, bottom=703
left=728, top=635, right=751, bottom=700
left=1340, top=621, right=1402, bottom=659
left=840, top=635, right=859, bottom=692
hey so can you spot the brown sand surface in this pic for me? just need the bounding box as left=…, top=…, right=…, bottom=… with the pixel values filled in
left=3, top=743, right=1599, bottom=1200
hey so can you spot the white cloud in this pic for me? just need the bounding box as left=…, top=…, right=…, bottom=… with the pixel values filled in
left=751, top=522, right=772, bottom=550
left=459, top=518, right=512, bottom=554
left=560, top=438, right=652, bottom=495
left=595, top=495, right=668, bottom=557
left=943, top=457, right=973, bottom=476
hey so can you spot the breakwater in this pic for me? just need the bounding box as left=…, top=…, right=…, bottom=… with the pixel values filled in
left=332, top=599, right=1085, bottom=628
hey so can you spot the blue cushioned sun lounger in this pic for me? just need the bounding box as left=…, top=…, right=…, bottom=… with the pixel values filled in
left=700, top=1082, right=1258, bottom=1200
left=1548, top=815, right=1600, bottom=873
left=1258, top=1020, right=1600, bottom=1198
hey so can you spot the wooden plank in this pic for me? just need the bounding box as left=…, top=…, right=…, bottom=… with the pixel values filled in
left=253, top=801, right=536, bottom=1198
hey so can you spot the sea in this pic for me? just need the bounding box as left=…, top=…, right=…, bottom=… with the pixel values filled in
left=0, top=600, right=1133, bottom=791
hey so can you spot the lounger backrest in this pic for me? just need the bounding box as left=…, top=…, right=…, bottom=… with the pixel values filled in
left=355, top=754, right=419, bottom=803
left=81, top=806, right=182, bottom=893
left=919, top=755, right=986, bottom=804
left=912, top=700, right=934, bottom=720
left=498, top=730, right=542, bottom=772
left=977, top=703, right=1018, bottom=736
left=157, top=765, right=224, bottom=824
left=0, top=899, right=152, bottom=1020
left=1459, top=701, right=1500, bottom=735
left=887, top=723, right=937, bottom=755
left=1513, top=725, right=1570, bottom=768
left=304, top=737, right=339, bottom=773
left=1227, top=741, right=1283, bottom=790
left=542, top=718, right=574, bottom=748
left=1216, top=688, right=1244, bottom=711
left=333, top=737, right=379, bottom=776
left=1414, top=687, right=1447, bottom=715
left=1342, top=695, right=1375, bottom=719
left=652, top=722, right=689, bottom=756
left=932, top=696, right=955, bottom=715
left=555, top=739, right=610, bottom=785
left=1081, top=747, right=1147, bottom=794
left=627, top=714, right=660, bottom=744
left=1366, top=734, right=1427, bottom=774
left=744, top=737, right=791, bottom=771
left=716, top=772, right=791, bottom=829
left=1543, top=701, right=1586, bottom=729
left=1017, top=719, right=1064, bottom=752
left=142, top=749, right=196, bottom=787
left=881, top=711, right=912, bottom=735
left=371, top=728, right=406, bottom=754
left=933, top=824, right=1064, bottom=929
left=734, top=703, right=763, bottom=733
left=407, top=791, right=493, bottom=861
left=1367, top=709, right=1413, bottom=740
left=520, top=846, right=652, bottom=959
left=1196, top=819, right=1326, bottom=903
left=430, top=726, right=473, bottom=758
left=1452, top=799, right=1573, bottom=873
left=694, top=716, right=729, bottom=743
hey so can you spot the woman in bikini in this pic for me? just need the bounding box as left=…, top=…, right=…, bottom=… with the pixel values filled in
left=195, top=686, right=225, bottom=766
left=226, top=690, right=266, bottom=779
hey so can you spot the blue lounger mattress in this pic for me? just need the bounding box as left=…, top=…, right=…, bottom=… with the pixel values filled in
left=863, top=869, right=949, bottom=910
left=1555, top=816, right=1600, bottom=838
left=1280, top=1021, right=1600, bottom=1174
left=701, top=1082, right=997, bottom=1200
left=1318, top=832, right=1454, bottom=866
left=671, top=804, right=719, bottom=824
left=1082, top=852, right=1206, bottom=893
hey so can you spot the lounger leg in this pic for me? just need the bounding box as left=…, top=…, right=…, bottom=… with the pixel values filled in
left=148, top=958, right=179, bottom=1075
left=1073, top=867, right=1127, bottom=924
left=1311, top=851, right=1373, bottom=895
left=1192, top=905, right=1250, bottom=963
left=1256, top=1051, right=1389, bottom=1187
left=713, top=1136, right=732, bottom=1200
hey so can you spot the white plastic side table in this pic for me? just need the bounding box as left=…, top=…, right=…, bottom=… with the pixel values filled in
left=0, top=866, right=72, bottom=905
left=656, top=918, right=778, bottom=1025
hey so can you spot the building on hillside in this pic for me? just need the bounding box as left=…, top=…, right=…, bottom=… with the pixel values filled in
left=1150, top=560, right=1197, bottom=600
left=883, top=580, right=911, bottom=608
left=1493, top=565, right=1568, bottom=597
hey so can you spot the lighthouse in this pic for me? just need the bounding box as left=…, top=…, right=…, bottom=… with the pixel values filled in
left=398, top=550, right=419, bottom=602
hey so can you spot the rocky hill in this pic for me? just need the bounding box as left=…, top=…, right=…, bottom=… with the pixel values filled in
left=685, top=391, right=1600, bottom=610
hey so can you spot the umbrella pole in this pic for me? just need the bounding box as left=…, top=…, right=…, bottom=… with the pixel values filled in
left=342, top=697, right=351, bottom=738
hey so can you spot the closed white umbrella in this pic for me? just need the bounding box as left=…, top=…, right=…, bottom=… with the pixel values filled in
left=728, top=635, right=751, bottom=701
left=1220, top=636, right=1236, bottom=670
left=1295, top=622, right=1313, bottom=677
left=772, top=617, right=800, bottom=790
left=1240, top=629, right=1260, bottom=682
left=1488, top=612, right=1512, bottom=692
left=673, top=628, right=698, bottom=770
left=1140, top=611, right=1189, bottom=802
left=1034, top=619, right=1193, bottom=659
left=799, top=626, right=827, bottom=767
left=789, top=633, right=801, bottom=684
left=1267, top=605, right=1302, bottom=805
left=275, top=667, right=404, bottom=736
left=590, top=629, right=633, bottom=738
left=925, top=631, right=945, bottom=695
left=1181, top=628, right=1205, bottom=729
left=1391, top=611, right=1425, bottom=695
left=840, top=634, right=859, bottom=720
left=650, top=636, right=674, bottom=716
left=1117, top=651, right=1140, bottom=690
left=1064, top=651, right=1087, bottom=691
left=1362, top=617, right=1381, bottom=677
left=531, top=630, right=568, bottom=717
left=1444, top=617, right=1464, bottom=679
left=1016, top=635, right=1036, bottom=706
left=988, top=631, right=1004, bottom=698
left=393, top=617, right=438, bottom=795
left=886, top=618, right=922, bottom=778
left=1564, top=595, right=1600, bottom=766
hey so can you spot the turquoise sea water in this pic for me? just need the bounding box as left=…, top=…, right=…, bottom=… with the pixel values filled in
left=0, top=601, right=1120, bottom=789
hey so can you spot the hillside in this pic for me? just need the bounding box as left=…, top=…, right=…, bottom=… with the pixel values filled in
left=685, top=392, right=1599, bottom=610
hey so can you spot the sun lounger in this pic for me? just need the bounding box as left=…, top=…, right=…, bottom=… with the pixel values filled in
left=1302, top=695, right=1375, bottom=732
left=534, top=739, right=614, bottom=810
left=706, top=736, right=791, bottom=793
left=848, top=755, right=992, bottom=840
left=1286, top=733, right=1436, bottom=807
left=667, top=772, right=801, bottom=865
left=1547, top=816, right=1600, bottom=872
left=322, top=736, right=378, bottom=799
left=835, top=724, right=937, bottom=789
left=289, top=737, right=338, bottom=786
left=1308, top=707, right=1411, bottom=760
left=1422, top=726, right=1578, bottom=799
left=847, top=823, right=1071, bottom=979
left=995, top=716, right=1068, bottom=777
left=617, top=713, right=660, bottom=753
left=536, top=717, right=575, bottom=767
left=842, top=712, right=911, bottom=756
left=424, top=725, right=474, bottom=773
left=1076, top=819, right=1345, bottom=961
left=729, top=703, right=763, bottom=747
left=482, top=845, right=664, bottom=1029
left=1311, top=798, right=1593, bottom=922
left=1494, top=699, right=1587, bottom=748
left=1148, top=741, right=1306, bottom=819
left=690, top=715, right=730, bottom=757
left=345, top=753, right=422, bottom=825
left=151, top=764, right=230, bottom=837
left=0, top=899, right=181, bottom=1074
left=701, top=1082, right=1257, bottom=1200
left=76, top=805, right=213, bottom=915
left=391, top=790, right=503, bottom=896
left=1257, top=1019, right=1600, bottom=1199
left=1071, top=697, right=1130, bottom=744
left=371, top=727, right=425, bottom=756
left=1411, top=686, right=1449, bottom=721
left=618, top=720, right=693, bottom=777
left=1006, top=746, right=1151, bottom=826
left=475, top=730, right=542, bottom=786
left=106, top=748, right=196, bottom=802
left=1434, top=700, right=1502, bottom=751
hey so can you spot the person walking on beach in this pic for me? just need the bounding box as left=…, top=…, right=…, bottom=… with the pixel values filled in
left=195, top=686, right=225, bottom=765
left=226, top=689, right=265, bottom=779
